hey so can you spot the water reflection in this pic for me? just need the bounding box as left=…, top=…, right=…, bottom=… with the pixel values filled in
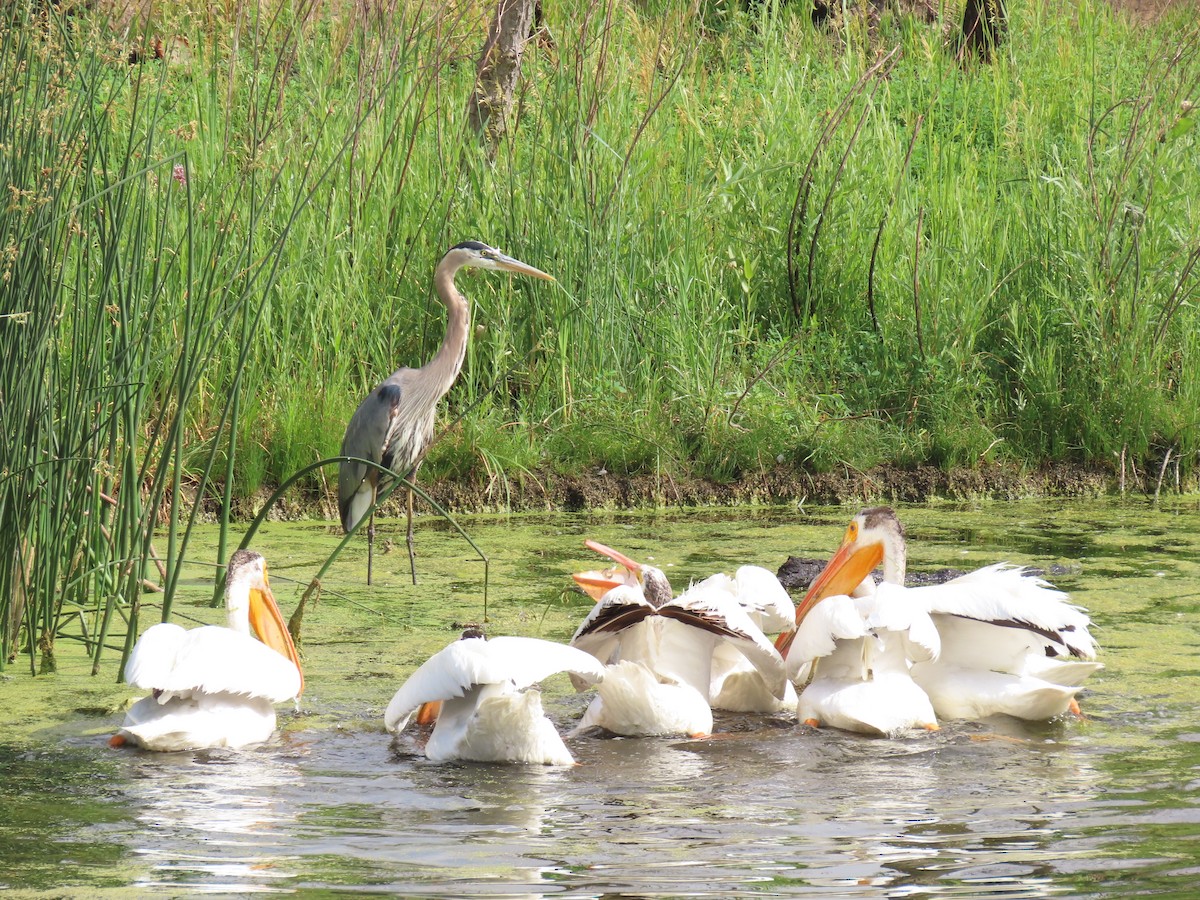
left=122, top=742, right=306, bottom=893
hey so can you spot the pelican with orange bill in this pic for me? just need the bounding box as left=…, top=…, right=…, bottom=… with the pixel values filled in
left=777, top=507, right=1101, bottom=728
left=111, top=549, right=303, bottom=751
left=568, top=540, right=786, bottom=737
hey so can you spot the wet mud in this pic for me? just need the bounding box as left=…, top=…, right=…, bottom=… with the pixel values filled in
left=222, top=461, right=1137, bottom=524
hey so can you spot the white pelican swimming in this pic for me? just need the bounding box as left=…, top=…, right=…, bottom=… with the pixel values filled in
left=575, top=552, right=796, bottom=713
left=781, top=584, right=941, bottom=735
left=112, top=549, right=303, bottom=751
left=778, top=507, right=1101, bottom=725
left=384, top=630, right=606, bottom=764
left=695, top=566, right=800, bottom=713
left=569, top=541, right=786, bottom=736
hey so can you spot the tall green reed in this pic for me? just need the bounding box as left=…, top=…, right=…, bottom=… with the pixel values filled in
left=222, top=0, right=1196, bottom=491
left=0, top=1, right=385, bottom=674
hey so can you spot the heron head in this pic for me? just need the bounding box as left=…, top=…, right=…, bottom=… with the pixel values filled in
left=447, top=240, right=555, bottom=282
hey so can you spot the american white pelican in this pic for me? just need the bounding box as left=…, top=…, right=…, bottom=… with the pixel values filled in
left=783, top=587, right=941, bottom=735
left=384, top=630, right=606, bottom=764
left=112, top=549, right=303, bottom=751
left=778, top=507, right=1101, bottom=724
left=698, top=566, right=800, bottom=713
left=569, top=542, right=786, bottom=736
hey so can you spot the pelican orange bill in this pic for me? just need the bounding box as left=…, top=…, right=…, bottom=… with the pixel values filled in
left=248, top=572, right=305, bottom=696
left=775, top=525, right=883, bottom=657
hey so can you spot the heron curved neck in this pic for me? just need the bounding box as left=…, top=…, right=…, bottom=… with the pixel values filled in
left=429, top=259, right=472, bottom=396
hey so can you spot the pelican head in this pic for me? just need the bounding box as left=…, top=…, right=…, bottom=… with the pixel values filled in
left=225, top=549, right=304, bottom=694
left=572, top=540, right=674, bottom=608
left=444, top=240, right=556, bottom=282
left=776, top=507, right=906, bottom=657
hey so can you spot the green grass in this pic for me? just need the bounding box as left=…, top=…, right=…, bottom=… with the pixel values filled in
left=2, top=0, right=1198, bottom=671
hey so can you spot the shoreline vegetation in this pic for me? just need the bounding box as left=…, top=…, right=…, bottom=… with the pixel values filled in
left=2, top=0, right=1198, bottom=676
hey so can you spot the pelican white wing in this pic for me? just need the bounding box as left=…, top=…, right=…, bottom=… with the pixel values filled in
left=910, top=563, right=1098, bottom=660
left=668, top=578, right=787, bottom=702
left=385, top=636, right=605, bottom=733
left=125, top=623, right=301, bottom=704
left=785, top=594, right=871, bottom=681
left=903, top=565, right=1102, bottom=720
left=730, top=565, right=797, bottom=633
left=569, top=584, right=657, bottom=666
left=787, top=591, right=941, bottom=735
left=697, top=566, right=797, bottom=711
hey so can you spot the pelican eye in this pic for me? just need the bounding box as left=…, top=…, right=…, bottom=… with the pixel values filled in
left=846, top=522, right=859, bottom=542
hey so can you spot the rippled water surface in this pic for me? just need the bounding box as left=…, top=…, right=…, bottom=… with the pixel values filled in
left=4, top=499, right=1200, bottom=897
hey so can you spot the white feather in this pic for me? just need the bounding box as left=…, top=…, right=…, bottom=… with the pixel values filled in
left=568, top=584, right=655, bottom=673
left=908, top=563, right=1098, bottom=660
left=731, top=565, right=797, bottom=633
left=891, top=566, right=1102, bottom=721
left=786, top=508, right=1103, bottom=727
left=118, top=693, right=278, bottom=752
left=385, top=636, right=605, bottom=765
left=428, top=689, right=575, bottom=765
left=786, top=594, right=870, bottom=680
left=125, top=624, right=301, bottom=705
left=670, top=577, right=788, bottom=701
left=687, top=566, right=796, bottom=634
left=790, top=592, right=940, bottom=735
left=385, top=636, right=604, bottom=732
left=573, top=660, right=713, bottom=737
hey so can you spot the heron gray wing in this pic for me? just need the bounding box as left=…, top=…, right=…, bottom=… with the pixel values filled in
left=337, top=380, right=403, bottom=531
left=378, top=368, right=441, bottom=481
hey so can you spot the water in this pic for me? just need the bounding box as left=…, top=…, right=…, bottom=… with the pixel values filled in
left=3, top=499, right=1200, bottom=897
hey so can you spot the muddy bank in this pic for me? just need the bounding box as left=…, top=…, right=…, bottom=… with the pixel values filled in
left=216, top=461, right=1194, bottom=524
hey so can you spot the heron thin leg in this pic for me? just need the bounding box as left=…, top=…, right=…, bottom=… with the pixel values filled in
left=405, top=486, right=418, bottom=585
left=367, top=503, right=376, bottom=586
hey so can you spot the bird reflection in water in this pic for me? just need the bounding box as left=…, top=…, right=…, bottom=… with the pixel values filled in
left=122, top=746, right=304, bottom=893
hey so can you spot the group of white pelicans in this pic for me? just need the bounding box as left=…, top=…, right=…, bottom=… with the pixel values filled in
left=111, top=506, right=1102, bottom=763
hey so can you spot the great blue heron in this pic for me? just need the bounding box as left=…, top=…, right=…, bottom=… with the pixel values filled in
left=337, top=241, right=554, bottom=584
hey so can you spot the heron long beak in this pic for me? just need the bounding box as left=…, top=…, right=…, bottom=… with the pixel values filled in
left=774, top=531, right=882, bottom=658
left=248, top=576, right=305, bottom=696
left=497, top=254, right=555, bottom=282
